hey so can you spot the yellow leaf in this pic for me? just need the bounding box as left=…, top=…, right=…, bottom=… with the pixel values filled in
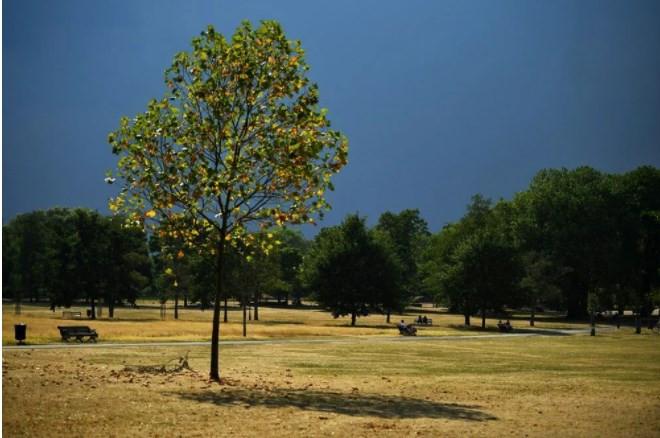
left=173, top=280, right=178, bottom=287
left=177, top=250, right=184, bottom=259
left=225, top=233, right=232, bottom=241
left=146, top=210, right=157, bottom=218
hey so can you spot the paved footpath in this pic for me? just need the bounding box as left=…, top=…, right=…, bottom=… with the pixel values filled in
left=2, top=328, right=597, bottom=351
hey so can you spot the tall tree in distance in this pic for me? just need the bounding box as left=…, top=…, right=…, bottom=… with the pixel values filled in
left=108, top=21, right=348, bottom=381
left=422, top=195, right=520, bottom=327
left=375, top=209, right=430, bottom=316
left=512, top=167, right=621, bottom=318
left=302, top=214, right=403, bottom=326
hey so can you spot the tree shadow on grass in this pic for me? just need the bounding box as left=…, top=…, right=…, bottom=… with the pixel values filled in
left=171, top=386, right=497, bottom=421
left=447, top=324, right=573, bottom=336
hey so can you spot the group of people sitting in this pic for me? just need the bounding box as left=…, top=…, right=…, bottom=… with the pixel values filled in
left=415, top=315, right=429, bottom=325
left=397, top=320, right=417, bottom=335
left=497, top=319, right=513, bottom=332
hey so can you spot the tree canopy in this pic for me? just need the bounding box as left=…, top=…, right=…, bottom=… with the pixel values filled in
left=108, top=21, right=347, bottom=380
left=302, top=214, right=404, bottom=326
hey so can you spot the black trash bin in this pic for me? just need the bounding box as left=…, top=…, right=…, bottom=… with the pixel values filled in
left=15, top=324, right=27, bottom=345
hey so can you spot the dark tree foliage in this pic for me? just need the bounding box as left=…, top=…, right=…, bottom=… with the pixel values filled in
left=302, top=214, right=404, bottom=326
left=422, top=195, right=521, bottom=326
left=511, top=166, right=660, bottom=318
left=375, top=209, right=430, bottom=309
left=3, top=208, right=151, bottom=316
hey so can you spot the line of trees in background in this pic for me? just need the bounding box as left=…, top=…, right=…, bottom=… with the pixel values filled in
left=3, top=208, right=151, bottom=318
left=422, top=165, right=660, bottom=328
left=3, top=165, right=659, bottom=327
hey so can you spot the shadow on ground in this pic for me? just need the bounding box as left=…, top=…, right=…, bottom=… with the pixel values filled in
left=447, top=324, right=575, bottom=336
left=171, top=386, right=497, bottom=421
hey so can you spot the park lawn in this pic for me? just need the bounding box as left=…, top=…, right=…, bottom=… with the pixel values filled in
left=3, top=302, right=595, bottom=345
left=2, top=330, right=659, bottom=437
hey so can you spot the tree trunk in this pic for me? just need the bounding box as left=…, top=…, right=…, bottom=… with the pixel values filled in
left=109, top=303, right=115, bottom=318
left=616, top=311, right=620, bottom=329
left=386, top=310, right=391, bottom=324
left=90, top=297, right=96, bottom=320
left=183, top=294, right=188, bottom=308
left=223, top=297, right=228, bottom=323
left=254, top=294, right=259, bottom=321
left=243, top=304, right=247, bottom=337
left=635, top=312, right=641, bottom=334
left=351, top=312, right=356, bottom=326
left=530, top=305, right=535, bottom=327
left=590, top=311, right=595, bottom=336
left=210, top=239, right=226, bottom=382
left=464, top=314, right=470, bottom=326
left=481, top=307, right=486, bottom=329
left=174, top=294, right=179, bottom=320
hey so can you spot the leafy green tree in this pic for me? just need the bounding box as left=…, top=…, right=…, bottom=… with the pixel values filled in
left=617, top=166, right=660, bottom=327
left=42, top=208, right=79, bottom=310
left=302, top=214, right=403, bottom=326
left=103, top=217, right=152, bottom=317
left=375, top=209, right=430, bottom=312
left=150, top=223, right=196, bottom=319
left=224, top=238, right=282, bottom=334
left=71, top=209, right=108, bottom=319
left=519, top=251, right=566, bottom=326
left=421, top=223, right=464, bottom=311
left=512, top=167, right=618, bottom=318
left=108, top=22, right=347, bottom=380
left=3, top=208, right=150, bottom=315
left=270, top=228, right=308, bottom=305
left=4, top=211, right=53, bottom=304
left=422, top=195, right=520, bottom=327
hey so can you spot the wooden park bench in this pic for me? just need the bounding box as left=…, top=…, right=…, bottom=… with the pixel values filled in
left=57, top=326, right=98, bottom=343
left=62, top=311, right=82, bottom=319
left=497, top=322, right=513, bottom=333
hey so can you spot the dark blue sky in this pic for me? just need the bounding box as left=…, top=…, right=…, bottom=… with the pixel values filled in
left=4, top=0, right=660, bottom=236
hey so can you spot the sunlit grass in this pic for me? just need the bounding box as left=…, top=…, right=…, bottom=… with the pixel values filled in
left=3, top=331, right=659, bottom=437
left=3, top=300, right=599, bottom=345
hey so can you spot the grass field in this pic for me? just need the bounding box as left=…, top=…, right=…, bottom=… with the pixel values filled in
left=4, top=302, right=657, bottom=436
left=3, top=331, right=659, bottom=437
left=3, top=301, right=597, bottom=345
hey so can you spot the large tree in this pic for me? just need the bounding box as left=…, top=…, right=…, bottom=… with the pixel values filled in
left=302, top=214, right=404, bottom=326
left=422, top=195, right=520, bottom=326
left=108, top=22, right=347, bottom=380
left=375, top=209, right=430, bottom=313
left=512, top=167, right=624, bottom=318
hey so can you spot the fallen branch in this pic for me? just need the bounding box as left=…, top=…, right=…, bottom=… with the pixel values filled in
left=124, top=352, right=196, bottom=374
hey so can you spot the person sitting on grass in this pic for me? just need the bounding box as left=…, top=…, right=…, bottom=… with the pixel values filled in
left=422, top=315, right=428, bottom=324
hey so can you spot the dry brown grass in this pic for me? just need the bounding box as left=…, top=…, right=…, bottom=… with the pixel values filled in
left=3, top=301, right=593, bottom=345
left=3, top=331, right=659, bottom=437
